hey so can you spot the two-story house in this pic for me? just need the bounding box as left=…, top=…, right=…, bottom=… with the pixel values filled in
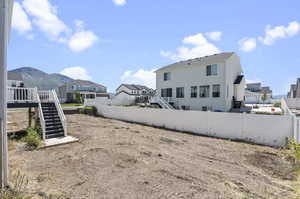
left=245, top=83, right=273, bottom=104
left=116, top=84, right=154, bottom=96
left=58, top=80, right=107, bottom=103
left=115, top=84, right=155, bottom=104
left=155, top=52, right=245, bottom=111
left=288, top=78, right=300, bottom=98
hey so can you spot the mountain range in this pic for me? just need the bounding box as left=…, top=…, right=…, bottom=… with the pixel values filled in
left=9, top=67, right=74, bottom=90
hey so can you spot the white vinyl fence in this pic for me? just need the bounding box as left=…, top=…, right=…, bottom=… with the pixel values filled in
left=93, top=104, right=297, bottom=147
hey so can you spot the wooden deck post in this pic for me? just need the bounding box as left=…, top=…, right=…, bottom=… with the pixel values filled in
left=28, top=107, right=32, bottom=128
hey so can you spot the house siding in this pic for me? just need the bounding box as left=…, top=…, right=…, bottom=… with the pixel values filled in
left=156, top=53, right=244, bottom=111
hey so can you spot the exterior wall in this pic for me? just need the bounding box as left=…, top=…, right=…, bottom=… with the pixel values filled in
left=156, top=54, right=244, bottom=111
left=93, top=105, right=294, bottom=147
left=156, top=62, right=227, bottom=111
left=224, top=54, right=244, bottom=107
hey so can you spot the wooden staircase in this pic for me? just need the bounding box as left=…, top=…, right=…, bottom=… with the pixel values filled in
left=42, top=102, right=65, bottom=139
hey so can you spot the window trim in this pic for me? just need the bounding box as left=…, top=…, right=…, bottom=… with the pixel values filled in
left=163, top=72, right=171, bottom=81
left=206, top=64, right=218, bottom=76
left=176, top=87, right=184, bottom=98
left=212, top=84, right=221, bottom=98
left=190, top=86, right=197, bottom=98
left=199, top=85, right=210, bottom=98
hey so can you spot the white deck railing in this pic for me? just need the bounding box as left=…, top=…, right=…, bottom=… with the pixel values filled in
left=7, top=87, right=38, bottom=103
left=37, top=90, right=46, bottom=140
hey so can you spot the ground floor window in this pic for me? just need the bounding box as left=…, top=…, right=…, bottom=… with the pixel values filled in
left=191, top=86, right=197, bottom=98
left=161, top=88, right=172, bottom=97
left=176, top=87, right=184, bottom=98
left=200, top=86, right=210, bottom=98
left=213, top=85, right=221, bottom=98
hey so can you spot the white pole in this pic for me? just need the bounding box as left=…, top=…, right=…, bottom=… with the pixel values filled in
left=0, top=0, right=13, bottom=188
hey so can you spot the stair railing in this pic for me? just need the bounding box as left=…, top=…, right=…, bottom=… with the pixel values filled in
left=36, top=88, right=46, bottom=140
left=51, top=90, right=67, bottom=137
left=151, top=93, right=174, bottom=109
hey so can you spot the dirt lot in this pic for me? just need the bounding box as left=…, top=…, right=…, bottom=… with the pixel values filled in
left=8, top=113, right=299, bottom=199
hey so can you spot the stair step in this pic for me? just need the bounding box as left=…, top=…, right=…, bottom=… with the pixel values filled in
left=45, top=121, right=62, bottom=126
left=46, top=129, right=64, bottom=135
left=44, top=113, right=58, bottom=117
left=46, top=125, right=63, bottom=131
left=45, top=119, right=61, bottom=123
left=46, top=133, right=65, bottom=139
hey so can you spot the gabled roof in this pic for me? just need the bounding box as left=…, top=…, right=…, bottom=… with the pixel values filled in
left=70, top=80, right=106, bottom=89
left=7, top=72, right=23, bottom=81
left=155, top=52, right=235, bottom=72
left=117, top=84, right=152, bottom=91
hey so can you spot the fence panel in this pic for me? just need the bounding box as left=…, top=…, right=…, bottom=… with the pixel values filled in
left=96, top=104, right=293, bottom=147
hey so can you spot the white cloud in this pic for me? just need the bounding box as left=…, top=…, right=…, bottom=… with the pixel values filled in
left=67, top=20, right=98, bottom=52
left=161, top=33, right=220, bottom=61
left=259, top=21, right=300, bottom=45
left=120, top=69, right=156, bottom=89
left=238, top=37, right=256, bottom=52
left=60, top=66, right=92, bottom=80
left=22, top=0, right=70, bottom=41
left=113, top=0, right=126, bottom=6
left=13, top=0, right=98, bottom=52
left=68, top=30, right=98, bottom=53
left=205, top=31, right=222, bottom=41
left=12, top=2, right=32, bottom=34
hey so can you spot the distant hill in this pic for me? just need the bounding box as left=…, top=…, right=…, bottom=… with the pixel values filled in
left=9, top=67, right=73, bottom=90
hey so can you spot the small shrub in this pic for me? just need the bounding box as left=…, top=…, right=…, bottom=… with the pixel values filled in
left=91, top=106, right=98, bottom=116
left=274, top=102, right=282, bottom=108
left=22, top=128, right=42, bottom=149
left=80, top=106, right=98, bottom=116
left=288, top=137, right=300, bottom=164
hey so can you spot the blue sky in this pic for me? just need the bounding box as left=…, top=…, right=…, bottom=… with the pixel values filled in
left=8, top=0, right=300, bottom=95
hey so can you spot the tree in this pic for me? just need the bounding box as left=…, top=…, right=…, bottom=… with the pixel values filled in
left=75, top=92, right=82, bottom=104
left=261, top=91, right=268, bottom=104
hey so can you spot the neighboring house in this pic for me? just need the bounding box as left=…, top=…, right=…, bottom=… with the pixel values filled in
left=116, top=84, right=155, bottom=104
left=7, top=72, right=24, bottom=87
left=116, top=84, right=155, bottom=96
left=245, top=83, right=273, bottom=104
left=58, top=80, right=107, bottom=103
left=288, top=78, right=300, bottom=98
left=155, top=52, right=245, bottom=111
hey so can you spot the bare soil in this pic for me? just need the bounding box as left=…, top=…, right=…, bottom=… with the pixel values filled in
left=9, top=113, right=299, bottom=199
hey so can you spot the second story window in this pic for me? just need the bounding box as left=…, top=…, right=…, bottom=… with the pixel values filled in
left=213, top=84, right=221, bottom=97
left=164, top=72, right=171, bottom=81
left=176, top=87, right=184, bottom=98
left=191, top=86, right=197, bottom=98
left=206, top=64, right=218, bottom=76
left=200, top=86, right=210, bottom=98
